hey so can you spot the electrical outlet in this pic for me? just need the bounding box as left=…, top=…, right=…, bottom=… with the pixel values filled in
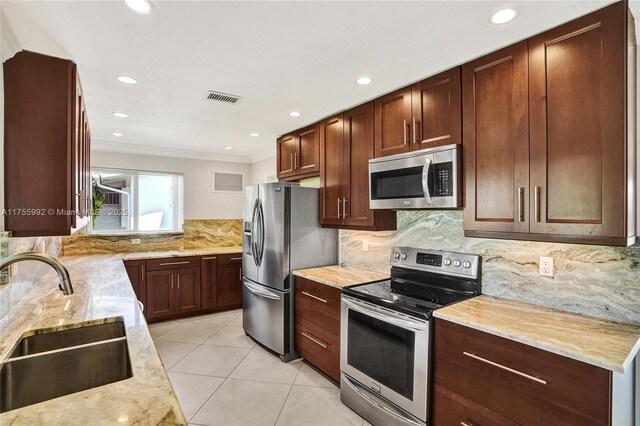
left=216, top=228, right=223, bottom=237
left=540, top=256, right=554, bottom=277
left=131, top=239, right=141, bottom=245
left=362, top=239, right=369, bottom=252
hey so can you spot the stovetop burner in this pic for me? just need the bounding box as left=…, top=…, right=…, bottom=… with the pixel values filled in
left=342, top=247, right=481, bottom=319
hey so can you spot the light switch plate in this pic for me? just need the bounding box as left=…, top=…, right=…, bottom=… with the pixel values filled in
left=131, top=239, right=141, bottom=245
left=540, top=256, right=554, bottom=277
left=363, top=239, right=369, bottom=252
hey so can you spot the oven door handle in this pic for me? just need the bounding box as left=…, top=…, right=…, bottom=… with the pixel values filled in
left=421, top=156, right=433, bottom=205
left=342, top=297, right=428, bottom=332
left=342, top=374, right=423, bottom=426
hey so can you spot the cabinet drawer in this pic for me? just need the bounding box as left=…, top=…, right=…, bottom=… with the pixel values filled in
left=295, top=277, right=341, bottom=336
left=432, top=384, right=517, bottom=426
left=146, top=256, right=200, bottom=271
left=217, top=253, right=243, bottom=264
left=295, top=315, right=340, bottom=382
left=433, top=319, right=610, bottom=425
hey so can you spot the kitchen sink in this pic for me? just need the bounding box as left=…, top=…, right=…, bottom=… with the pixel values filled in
left=9, top=321, right=126, bottom=357
left=0, top=320, right=133, bottom=413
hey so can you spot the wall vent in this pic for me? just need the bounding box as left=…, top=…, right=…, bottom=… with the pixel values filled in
left=206, top=91, right=242, bottom=104
left=213, top=172, right=244, bottom=193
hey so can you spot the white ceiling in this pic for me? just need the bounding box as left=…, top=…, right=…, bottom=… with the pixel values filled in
left=0, top=0, right=626, bottom=163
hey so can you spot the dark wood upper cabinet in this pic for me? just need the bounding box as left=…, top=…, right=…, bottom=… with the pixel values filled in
left=374, top=87, right=413, bottom=158
left=201, top=256, right=219, bottom=310
left=411, top=67, right=462, bottom=150
left=464, top=1, right=635, bottom=246
left=528, top=1, right=632, bottom=245
left=319, top=104, right=396, bottom=231
left=462, top=42, right=530, bottom=235
left=4, top=51, right=91, bottom=237
left=277, top=125, right=320, bottom=180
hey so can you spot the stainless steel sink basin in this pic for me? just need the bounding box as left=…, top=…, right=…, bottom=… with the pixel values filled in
left=0, top=320, right=133, bottom=413
left=9, top=321, right=126, bottom=357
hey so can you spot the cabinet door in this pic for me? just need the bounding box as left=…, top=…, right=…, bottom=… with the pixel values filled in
left=146, top=270, right=175, bottom=320
left=217, top=263, right=242, bottom=308
left=201, top=256, right=218, bottom=310
left=374, top=87, right=413, bottom=158
left=71, top=70, right=82, bottom=228
left=319, top=114, right=344, bottom=226
left=176, top=267, right=201, bottom=314
left=296, top=125, right=320, bottom=175
left=529, top=2, right=627, bottom=243
left=277, top=134, right=297, bottom=178
left=124, top=260, right=146, bottom=311
left=411, top=67, right=462, bottom=150
left=343, top=102, right=375, bottom=227
left=463, top=42, right=530, bottom=235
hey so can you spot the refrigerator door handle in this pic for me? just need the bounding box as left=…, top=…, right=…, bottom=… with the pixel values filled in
left=251, top=199, right=260, bottom=267
left=243, top=280, right=281, bottom=300
left=257, top=200, right=266, bottom=266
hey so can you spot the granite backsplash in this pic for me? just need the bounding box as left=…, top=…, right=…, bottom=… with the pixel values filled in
left=61, top=219, right=242, bottom=256
left=340, top=211, right=640, bottom=326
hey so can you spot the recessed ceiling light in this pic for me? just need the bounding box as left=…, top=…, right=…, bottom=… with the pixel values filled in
left=112, top=132, right=123, bottom=137
left=250, top=132, right=260, bottom=137
left=224, top=146, right=233, bottom=150
left=289, top=111, right=301, bottom=117
left=117, top=76, right=137, bottom=84
left=125, top=0, right=153, bottom=14
left=113, top=112, right=128, bottom=118
left=356, top=77, right=372, bottom=85
left=490, top=8, right=517, bottom=24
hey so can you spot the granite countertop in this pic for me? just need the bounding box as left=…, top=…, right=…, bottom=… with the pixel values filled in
left=433, top=295, right=640, bottom=374
left=293, top=265, right=389, bottom=288
left=0, top=248, right=249, bottom=424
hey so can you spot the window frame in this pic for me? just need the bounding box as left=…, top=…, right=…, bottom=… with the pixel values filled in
left=89, top=167, right=184, bottom=235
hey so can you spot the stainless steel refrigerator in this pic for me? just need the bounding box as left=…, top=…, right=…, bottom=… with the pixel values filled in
left=242, top=182, right=338, bottom=362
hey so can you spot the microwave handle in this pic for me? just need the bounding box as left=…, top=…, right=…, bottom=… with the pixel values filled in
left=421, top=157, right=433, bottom=205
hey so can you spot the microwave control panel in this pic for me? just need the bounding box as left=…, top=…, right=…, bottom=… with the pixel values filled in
left=432, top=162, right=453, bottom=197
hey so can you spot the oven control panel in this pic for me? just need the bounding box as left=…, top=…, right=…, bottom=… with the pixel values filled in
left=390, top=246, right=479, bottom=279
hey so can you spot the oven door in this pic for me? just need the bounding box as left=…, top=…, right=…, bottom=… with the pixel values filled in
left=368, top=144, right=460, bottom=209
left=340, top=296, right=430, bottom=422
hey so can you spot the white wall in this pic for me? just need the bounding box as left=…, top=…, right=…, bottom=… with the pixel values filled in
left=249, top=156, right=276, bottom=186
left=92, top=150, right=251, bottom=219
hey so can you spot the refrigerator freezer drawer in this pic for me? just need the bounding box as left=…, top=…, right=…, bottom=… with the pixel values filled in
left=242, top=279, right=289, bottom=357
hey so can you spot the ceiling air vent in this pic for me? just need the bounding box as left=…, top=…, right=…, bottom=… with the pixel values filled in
left=213, top=172, right=244, bottom=193
left=206, top=91, right=242, bottom=104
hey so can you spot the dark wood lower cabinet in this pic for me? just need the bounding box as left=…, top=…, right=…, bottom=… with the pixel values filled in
left=125, top=253, right=242, bottom=322
left=294, top=277, right=341, bottom=382
left=432, top=319, right=611, bottom=425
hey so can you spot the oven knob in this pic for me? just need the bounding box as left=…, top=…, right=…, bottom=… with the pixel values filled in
left=393, top=252, right=401, bottom=259
left=463, top=261, right=471, bottom=269
left=400, top=253, right=408, bottom=260
left=453, top=259, right=461, bottom=267
left=443, top=258, right=452, bottom=266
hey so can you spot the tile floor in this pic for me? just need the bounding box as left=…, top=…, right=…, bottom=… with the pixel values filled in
left=149, top=309, right=368, bottom=426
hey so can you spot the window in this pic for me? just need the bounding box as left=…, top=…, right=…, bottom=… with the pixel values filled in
left=91, top=168, right=184, bottom=234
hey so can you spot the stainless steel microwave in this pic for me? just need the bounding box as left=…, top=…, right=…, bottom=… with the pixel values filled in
left=368, top=144, right=461, bottom=209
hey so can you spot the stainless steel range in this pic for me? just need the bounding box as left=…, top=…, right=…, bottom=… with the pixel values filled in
left=340, top=247, right=481, bottom=426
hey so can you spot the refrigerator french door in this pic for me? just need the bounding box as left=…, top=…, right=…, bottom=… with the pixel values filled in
left=242, top=182, right=338, bottom=362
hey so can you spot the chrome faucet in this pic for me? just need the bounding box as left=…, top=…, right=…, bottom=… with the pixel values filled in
left=0, top=252, right=74, bottom=295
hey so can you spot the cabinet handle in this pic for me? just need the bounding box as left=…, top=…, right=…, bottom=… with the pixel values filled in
left=301, top=291, right=328, bottom=303
left=141, top=264, right=145, bottom=280
left=301, top=332, right=327, bottom=349
left=159, top=261, right=190, bottom=266
left=534, top=186, right=541, bottom=223
left=463, top=352, right=547, bottom=384
left=230, top=257, right=243, bottom=261
left=517, top=187, right=524, bottom=222
left=177, top=274, right=180, bottom=289
left=403, top=119, right=408, bottom=145
left=291, top=153, right=295, bottom=171
left=171, top=275, right=174, bottom=290
left=202, top=257, right=217, bottom=260
left=337, top=197, right=341, bottom=219
left=294, top=152, right=297, bottom=170
left=461, top=422, right=472, bottom=426
left=413, top=117, right=422, bottom=145
left=239, top=268, right=242, bottom=281
left=343, top=197, right=347, bottom=219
